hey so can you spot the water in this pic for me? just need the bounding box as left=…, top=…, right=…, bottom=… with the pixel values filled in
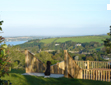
left=0, top=41, right=27, bottom=46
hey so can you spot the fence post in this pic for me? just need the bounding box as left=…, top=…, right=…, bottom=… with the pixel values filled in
left=87, top=60, right=89, bottom=70
left=25, top=49, right=29, bottom=73
left=64, top=50, right=68, bottom=78
left=77, top=69, right=83, bottom=79
left=57, top=62, right=59, bottom=74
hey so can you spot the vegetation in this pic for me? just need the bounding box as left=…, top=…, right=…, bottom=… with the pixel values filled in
left=102, top=27, right=111, bottom=54
left=0, top=21, right=12, bottom=85
left=0, top=68, right=111, bottom=85
left=40, top=35, right=109, bottom=44
left=18, top=37, right=107, bottom=63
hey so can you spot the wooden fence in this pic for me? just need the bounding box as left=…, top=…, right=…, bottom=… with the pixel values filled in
left=64, top=50, right=82, bottom=78
left=82, top=69, right=111, bottom=82
left=50, top=61, right=65, bottom=74
left=25, top=49, right=111, bottom=82
left=64, top=50, right=111, bottom=82
left=75, top=60, right=111, bottom=69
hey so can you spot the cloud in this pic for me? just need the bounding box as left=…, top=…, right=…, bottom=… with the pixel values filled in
left=107, top=0, right=111, bottom=10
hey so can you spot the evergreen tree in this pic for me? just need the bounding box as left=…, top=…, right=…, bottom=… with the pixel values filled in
left=102, top=26, right=111, bottom=54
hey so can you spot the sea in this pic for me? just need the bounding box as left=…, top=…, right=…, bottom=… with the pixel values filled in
left=0, top=41, right=28, bottom=46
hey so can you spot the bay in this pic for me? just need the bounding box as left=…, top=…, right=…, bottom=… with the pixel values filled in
left=0, top=41, right=28, bottom=46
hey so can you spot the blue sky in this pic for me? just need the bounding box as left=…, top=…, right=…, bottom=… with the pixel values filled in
left=0, top=0, right=111, bottom=37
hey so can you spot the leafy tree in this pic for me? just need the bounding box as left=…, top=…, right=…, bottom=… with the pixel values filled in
left=0, top=21, right=12, bottom=84
left=86, top=56, right=94, bottom=61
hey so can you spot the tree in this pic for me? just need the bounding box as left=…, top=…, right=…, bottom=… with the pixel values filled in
left=0, top=21, right=12, bottom=84
left=102, top=26, right=111, bottom=54
left=86, top=56, right=94, bottom=61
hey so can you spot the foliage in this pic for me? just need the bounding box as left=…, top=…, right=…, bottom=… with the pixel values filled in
left=86, top=56, right=94, bottom=61
left=102, top=26, right=111, bottom=54
left=0, top=20, right=12, bottom=85
left=7, top=46, right=25, bottom=69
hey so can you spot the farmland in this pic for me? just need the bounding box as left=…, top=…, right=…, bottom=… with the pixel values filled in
left=40, top=35, right=109, bottom=44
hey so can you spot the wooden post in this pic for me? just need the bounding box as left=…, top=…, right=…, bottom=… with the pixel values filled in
left=77, top=69, right=83, bottom=79
left=25, top=49, right=29, bottom=73
left=96, top=70, right=97, bottom=80
left=64, top=50, right=68, bottom=78
left=86, top=70, right=87, bottom=79
left=98, top=70, right=100, bottom=80
left=73, top=61, right=75, bottom=78
left=101, top=70, right=102, bottom=81
left=103, top=71, right=105, bottom=81
left=84, top=69, right=85, bottom=79
left=37, top=59, right=39, bottom=72
left=91, top=70, right=92, bottom=80
left=87, top=60, right=89, bottom=70
left=93, top=70, right=95, bottom=80
left=57, top=62, right=59, bottom=74
left=108, top=71, right=110, bottom=82
left=106, top=71, right=107, bottom=82
left=89, top=70, right=90, bottom=79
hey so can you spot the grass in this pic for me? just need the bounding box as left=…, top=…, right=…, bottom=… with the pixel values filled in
left=1, top=69, right=111, bottom=85
left=89, top=45, right=104, bottom=51
left=40, top=38, right=58, bottom=44
left=39, top=35, right=109, bottom=44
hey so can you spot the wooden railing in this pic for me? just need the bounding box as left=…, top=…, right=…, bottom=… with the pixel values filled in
left=82, top=69, right=111, bottom=82
left=64, top=50, right=82, bottom=78
left=50, top=61, right=64, bottom=74
left=25, top=49, right=65, bottom=74
left=75, top=61, right=111, bottom=69
left=25, top=49, right=111, bottom=82
left=64, top=50, right=111, bottom=82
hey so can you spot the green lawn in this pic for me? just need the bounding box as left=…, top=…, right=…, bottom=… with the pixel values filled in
left=1, top=69, right=111, bottom=85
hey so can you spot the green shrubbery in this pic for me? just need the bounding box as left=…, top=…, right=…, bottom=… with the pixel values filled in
left=0, top=21, right=12, bottom=85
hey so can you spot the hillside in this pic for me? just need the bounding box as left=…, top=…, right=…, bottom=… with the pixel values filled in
left=6, top=35, right=110, bottom=70
left=19, top=35, right=108, bottom=53
left=39, top=35, right=109, bottom=44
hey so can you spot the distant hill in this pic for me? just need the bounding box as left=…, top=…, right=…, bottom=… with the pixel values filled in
left=39, top=35, right=109, bottom=44
left=4, top=34, right=107, bottom=42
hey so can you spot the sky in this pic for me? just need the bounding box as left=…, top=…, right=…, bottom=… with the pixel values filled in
left=0, top=0, right=111, bottom=37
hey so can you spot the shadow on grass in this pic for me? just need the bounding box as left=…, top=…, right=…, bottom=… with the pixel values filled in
left=9, top=68, right=25, bottom=74
left=10, top=73, right=84, bottom=85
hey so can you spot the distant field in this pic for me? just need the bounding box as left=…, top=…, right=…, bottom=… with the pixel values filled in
left=89, top=45, right=104, bottom=51
left=40, top=38, right=57, bottom=43
left=39, top=35, right=109, bottom=44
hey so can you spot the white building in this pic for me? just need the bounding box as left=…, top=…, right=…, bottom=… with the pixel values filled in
left=55, top=44, right=60, bottom=46
left=75, top=44, right=81, bottom=46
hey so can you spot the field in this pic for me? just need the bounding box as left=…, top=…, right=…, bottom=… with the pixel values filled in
left=1, top=69, right=111, bottom=85
left=40, top=35, right=110, bottom=44
left=89, top=45, right=104, bottom=51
